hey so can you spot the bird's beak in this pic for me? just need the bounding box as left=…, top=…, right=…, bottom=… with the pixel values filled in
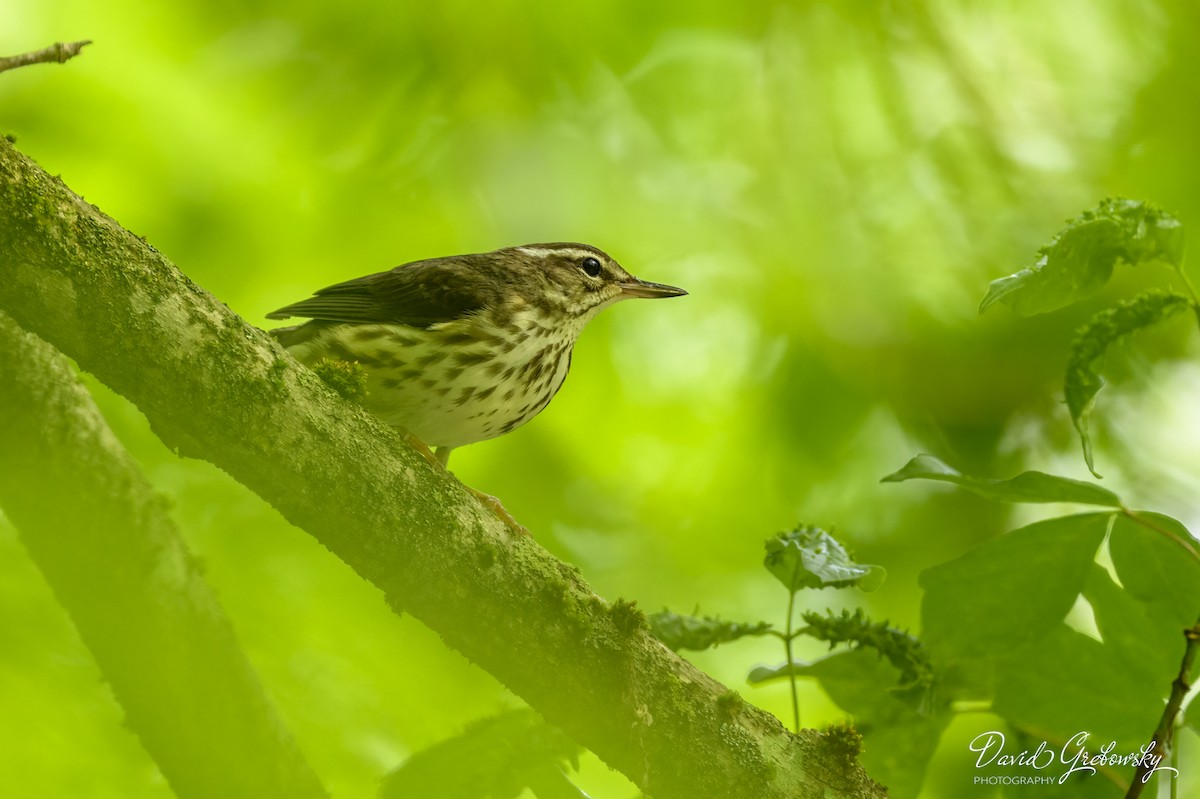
left=618, top=278, right=688, bottom=299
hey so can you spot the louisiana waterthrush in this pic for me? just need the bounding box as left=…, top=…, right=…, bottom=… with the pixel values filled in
left=268, top=243, right=686, bottom=465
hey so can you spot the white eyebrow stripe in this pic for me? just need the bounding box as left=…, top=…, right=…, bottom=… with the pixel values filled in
left=516, top=246, right=601, bottom=261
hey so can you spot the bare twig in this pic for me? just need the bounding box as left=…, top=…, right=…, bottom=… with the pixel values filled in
left=0, top=40, right=92, bottom=74
left=1125, top=620, right=1199, bottom=798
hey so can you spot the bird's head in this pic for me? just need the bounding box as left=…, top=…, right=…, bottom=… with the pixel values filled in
left=497, top=243, right=687, bottom=323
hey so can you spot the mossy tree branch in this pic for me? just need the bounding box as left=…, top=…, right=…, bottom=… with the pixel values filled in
left=0, top=312, right=329, bottom=799
left=0, top=138, right=884, bottom=799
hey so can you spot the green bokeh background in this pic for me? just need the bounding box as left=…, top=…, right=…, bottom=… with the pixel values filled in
left=3, top=1, right=1199, bottom=797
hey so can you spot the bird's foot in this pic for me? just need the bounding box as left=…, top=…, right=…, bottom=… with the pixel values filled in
left=467, top=487, right=530, bottom=537
left=399, top=436, right=525, bottom=534
left=401, top=432, right=442, bottom=468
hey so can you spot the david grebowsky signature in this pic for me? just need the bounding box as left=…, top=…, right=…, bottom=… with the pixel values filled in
left=968, top=730, right=1179, bottom=786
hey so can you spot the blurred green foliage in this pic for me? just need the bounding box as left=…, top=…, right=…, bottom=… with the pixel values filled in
left=4, top=0, right=1200, bottom=796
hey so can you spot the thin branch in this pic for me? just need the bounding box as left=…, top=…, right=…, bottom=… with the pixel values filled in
left=0, top=138, right=883, bottom=799
left=0, top=312, right=328, bottom=798
left=1124, top=621, right=1198, bottom=798
left=0, top=40, right=92, bottom=74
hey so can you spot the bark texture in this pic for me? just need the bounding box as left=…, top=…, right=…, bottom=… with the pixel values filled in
left=0, top=312, right=329, bottom=799
left=0, top=138, right=885, bottom=799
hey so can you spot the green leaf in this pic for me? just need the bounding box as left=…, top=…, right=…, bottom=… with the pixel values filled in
left=980, top=198, right=1184, bottom=315
left=800, top=608, right=933, bottom=692
left=854, top=713, right=948, bottom=799
left=763, top=525, right=885, bottom=594
left=993, top=625, right=1163, bottom=754
left=380, top=709, right=581, bottom=799
left=747, top=650, right=924, bottom=718
left=919, top=513, right=1110, bottom=661
left=881, top=454, right=1122, bottom=507
left=747, top=661, right=796, bottom=684
left=1084, top=564, right=1183, bottom=687
left=754, top=650, right=950, bottom=799
left=1107, top=512, right=1200, bottom=624
left=647, top=611, right=772, bottom=652
left=750, top=609, right=934, bottom=710
left=1065, top=290, right=1192, bottom=476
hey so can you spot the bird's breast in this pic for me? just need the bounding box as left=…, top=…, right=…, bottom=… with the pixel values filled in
left=286, top=317, right=579, bottom=449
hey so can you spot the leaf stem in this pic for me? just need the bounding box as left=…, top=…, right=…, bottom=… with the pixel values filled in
left=784, top=586, right=800, bottom=733
left=1124, top=620, right=1198, bottom=798
left=1171, top=260, right=1200, bottom=333
left=1119, top=508, right=1200, bottom=564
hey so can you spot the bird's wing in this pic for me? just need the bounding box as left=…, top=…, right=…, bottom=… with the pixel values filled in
left=266, top=255, right=498, bottom=328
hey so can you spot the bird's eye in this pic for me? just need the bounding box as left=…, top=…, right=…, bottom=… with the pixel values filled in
left=580, top=257, right=603, bottom=278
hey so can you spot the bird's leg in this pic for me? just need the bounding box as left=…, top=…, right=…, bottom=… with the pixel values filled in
left=467, top=487, right=530, bottom=537
left=416, top=441, right=528, bottom=535
left=401, top=431, right=442, bottom=468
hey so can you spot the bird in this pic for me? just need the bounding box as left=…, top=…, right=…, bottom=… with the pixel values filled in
left=267, top=243, right=686, bottom=466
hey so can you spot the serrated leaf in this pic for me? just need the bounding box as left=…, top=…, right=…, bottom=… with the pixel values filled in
left=919, top=513, right=1110, bottom=661
left=763, top=526, right=885, bottom=594
left=980, top=198, right=1184, bottom=315
left=380, top=709, right=581, bottom=799
left=647, top=611, right=772, bottom=652
left=800, top=608, right=934, bottom=692
left=1065, top=290, right=1192, bottom=476
left=881, top=454, right=1122, bottom=507
left=751, top=610, right=933, bottom=702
